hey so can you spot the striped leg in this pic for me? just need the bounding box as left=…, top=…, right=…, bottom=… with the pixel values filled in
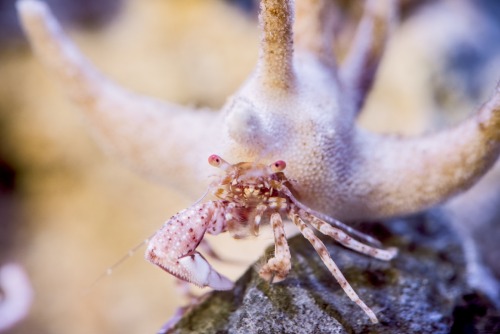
left=298, top=209, right=398, bottom=261
left=259, top=213, right=292, bottom=283
left=279, top=184, right=382, bottom=246
left=249, top=204, right=268, bottom=236
left=290, top=212, right=379, bottom=324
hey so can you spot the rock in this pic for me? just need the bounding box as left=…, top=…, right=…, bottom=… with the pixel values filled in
left=165, top=210, right=498, bottom=333
left=450, top=292, right=500, bottom=334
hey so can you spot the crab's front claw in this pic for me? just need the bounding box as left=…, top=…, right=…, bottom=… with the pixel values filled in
left=146, top=245, right=234, bottom=291
left=177, top=253, right=234, bottom=290
left=145, top=201, right=234, bottom=290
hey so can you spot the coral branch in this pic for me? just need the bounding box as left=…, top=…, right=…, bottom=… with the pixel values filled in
left=17, top=0, right=500, bottom=225
left=17, top=0, right=219, bottom=193
left=353, top=83, right=500, bottom=218
left=294, top=0, right=337, bottom=67
left=258, top=0, right=295, bottom=90
left=340, top=0, right=397, bottom=112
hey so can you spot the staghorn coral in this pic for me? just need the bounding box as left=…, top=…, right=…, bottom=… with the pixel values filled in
left=16, top=0, right=500, bottom=223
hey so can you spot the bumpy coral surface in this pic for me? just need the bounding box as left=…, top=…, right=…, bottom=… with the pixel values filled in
left=17, top=0, right=500, bottom=223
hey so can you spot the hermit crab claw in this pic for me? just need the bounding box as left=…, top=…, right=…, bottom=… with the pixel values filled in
left=146, top=247, right=234, bottom=291
left=177, top=253, right=234, bottom=290
left=145, top=201, right=234, bottom=290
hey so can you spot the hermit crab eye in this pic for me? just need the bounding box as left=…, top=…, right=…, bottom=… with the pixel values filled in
left=208, top=154, right=232, bottom=170
left=208, top=154, right=222, bottom=167
left=271, top=160, right=286, bottom=172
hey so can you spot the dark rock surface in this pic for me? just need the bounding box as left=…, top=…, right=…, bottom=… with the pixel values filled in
left=166, top=210, right=499, bottom=333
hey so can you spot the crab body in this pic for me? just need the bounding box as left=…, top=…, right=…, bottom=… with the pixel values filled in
left=146, top=155, right=397, bottom=323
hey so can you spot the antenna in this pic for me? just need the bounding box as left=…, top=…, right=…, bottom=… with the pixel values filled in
left=83, top=188, right=212, bottom=295
left=82, top=234, right=154, bottom=295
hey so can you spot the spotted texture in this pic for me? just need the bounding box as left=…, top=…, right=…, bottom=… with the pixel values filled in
left=258, top=213, right=291, bottom=282
left=291, top=213, right=378, bottom=324
left=299, top=209, right=397, bottom=261
left=145, top=201, right=230, bottom=288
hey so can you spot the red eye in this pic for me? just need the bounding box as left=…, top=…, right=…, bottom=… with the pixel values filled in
left=208, top=155, right=232, bottom=170
left=208, top=154, right=222, bottom=167
left=271, top=160, right=286, bottom=172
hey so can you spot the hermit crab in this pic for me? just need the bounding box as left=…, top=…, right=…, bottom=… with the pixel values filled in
left=146, top=155, right=397, bottom=323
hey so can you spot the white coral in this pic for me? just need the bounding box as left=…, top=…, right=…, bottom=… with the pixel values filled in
left=17, top=0, right=500, bottom=221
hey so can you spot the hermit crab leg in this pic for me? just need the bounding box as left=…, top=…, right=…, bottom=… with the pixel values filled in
left=279, top=185, right=382, bottom=246
left=249, top=204, right=268, bottom=236
left=290, top=213, right=379, bottom=324
left=259, top=213, right=292, bottom=283
left=297, top=208, right=398, bottom=261
left=145, top=201, right=233, bottom=290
